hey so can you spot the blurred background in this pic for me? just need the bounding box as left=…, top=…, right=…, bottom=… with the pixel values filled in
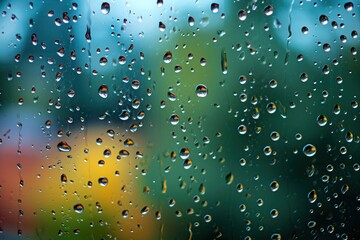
left=0, top=0, right=359, bottom=239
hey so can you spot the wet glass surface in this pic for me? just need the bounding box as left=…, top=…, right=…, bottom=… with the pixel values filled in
left=0, top=1, right=359, bottom=239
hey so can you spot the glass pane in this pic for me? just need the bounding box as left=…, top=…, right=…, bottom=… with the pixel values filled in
left=0, top=1, right=359, bottom=239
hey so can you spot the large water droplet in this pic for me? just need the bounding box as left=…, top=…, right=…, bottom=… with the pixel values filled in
left=238, top=10, right=247, bottom=21
left=211, top=3, right=219, bottom=13
left=60, top=174, right=67, bottom=183
left=98, top=177, right=108, bottom=186
left=308, top=189, right=317, bottom=203
left=303, top=144, right=317, bottom=157
left=98, top=84, right=108, bottom=98
left=101, top=2, right=110, bottom=14
left=57, top=141, right=71, bottom=152
left=195, top=84, right=208, bottom=97
left=163, top=51, right=172, bottom=63
left=73, top=203, right=84, bottom=213
left=317, top=115, right=328, bottom=126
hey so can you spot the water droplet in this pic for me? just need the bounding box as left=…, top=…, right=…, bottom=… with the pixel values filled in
left=238, top=10, right=247, bottom=21
left=61, top=174, right=67, bottom=183
left=264, top=5, right=274, bottom=16
left=57, top=141, right=71, bottom=152
left=159, top=21, right=166, bottom=31
left=180, top=148, right=190, bottom=159
left=221, top=49, right=228, bottom=74
left=204, top=214, right=212, bottom=223
left=85, top=25, right=91, bottom=42
left=73, top=204, right=84, bottom=213
left=170, top=114, right=180, bottom=125
left=98, top=177, right=108, bottom=186
left=319, top=15, right=329, bottom=25
left=211, top=3, right=219, bottom=13
left=317, top=115, right=328, bottom=126
left=101, top=2, right=110, bottom=14
left=188, top=16, right=195, bottom=26
left=308, top=189, right=317, bottom=203
left=301, top=26, right=309, bottom=34
left=270, top=181, right=279, bottom=192
left=344, top=2, right=353, bottom=11
left=266, top=102, right=277, bottom=114
left=270, top=131, right=280, bottom=141
left=98, top=85, right=108, bottom=98
left=163, top=51, right=172, bottom=63
left=270, top=209, right=279, bottom=218
left=195, top=84, right=208, bottom=97
left=122, top=210, right=129, bottom=218
left=141, top=206, right=150, bottom=215
left=183, top=159, right=192, bottom=169
left=99, top=57, right=108, bottom=66
left=271, top=233, right=281, bottom=240
left=303, top=144, right=316, bottom=157
left=238, top=125, right=247, bottom=135
left=308, top=220, right=316, bottom=228
left=225, top=173, right=234, bottom=185
left=157, top=0, right=163, bottom=7
left=341, top=184, right=349, bottom=194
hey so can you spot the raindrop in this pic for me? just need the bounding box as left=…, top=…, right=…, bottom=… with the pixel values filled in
left=270, top=181, right=279, bottom=192
left=180, top=148, right=190, bottom=159
left=211, top=3, right=219, bottom=13
left=163, top=51, right=172, bottom=63
left=157, top=0, right=163, bottom=7
left=188, top=16, right=195, bottom=26
left=303, top=144, right=316, bottom=157
left=238, top=125, right=247, bottom=135
left=270, top=131, right=280, bottom=141
left=99, top=57, right=108, bottom=66
left=73, top=204, right=84, bottom=213
left=98, top=177, right=108, bottom=186
left=264, top=5, right=274, bottom=16
left=270, top=209, right=279, bottom=218
left=319, top=15, right=329, bottom=25
left=141, top=206, right=150, bottom=215
left=266, top=102, right=277, bottom=114
left=159, top=21, right=166, bottom=31
left=204, top=214, right=212, bottom=223
left=183, top=159, right=192, bottom=169
left=61, top=174, right=67, bottom=183
left=238, top=10, right=247, bottom=21
left=317, top=115, right=328, bottom=126
left=170, top=114, right=180, bottom=125
left=101, top=2, right=110, bottom=14
left=225, top=173, right=234, bottom=185
left=308, top=189, right=317, bottom=203
left=57, top=141, right=71, bottom=152
left=195, top=84, right=208, bottom=97
left=98, top=85, right=108, bottom=98
left=344, top=2, right=353, bottom=11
